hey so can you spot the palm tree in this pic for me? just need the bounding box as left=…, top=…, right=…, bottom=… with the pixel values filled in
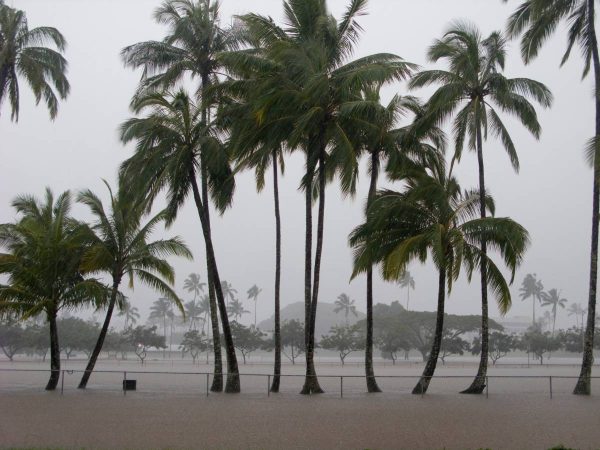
left=77, top=181, right=191, bottom=388
left=184, top=300, right=204, bottom=331
left=568, top=303, right=587, bottom=330
left=399, top=271, right=416, bottom=311
left=503, top=0, right=600, bottom=397
left=540, top=288, right=568, bottom=336
left=183, top=273, right=206, bottom=301
left=520, top=273, right=544, bottom=326
left=227, top=298, right=250, bottom=321
left=236, top=0, right=414, bottom=395
left=246, top=284, right=262, bottom=328
left=410, top=22, right=552, bottom=394
left=351, top=164, right=529, bottom=395
left=0, top=189, right=107, bottom=390
left=221, top=280, right=238, bottom=307
left=0, top=3, right=70, bottom=121
left=198, top=294, right=211, bottom=335
left=120, top=89, right=239, bottom=393
left=149, top=297, right=172, bottom=358
left=334, top=294, right=358, bottom=326
left=118, top=300, right=140, bottom=330
left=121, top=0, right=240, bottom=393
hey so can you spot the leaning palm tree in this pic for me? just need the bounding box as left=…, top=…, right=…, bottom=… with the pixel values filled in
left=540, top=288, right=568, bottom=336
left=334, top=294, right=358, bottom=326
left=122, top=0, right=240, bottom=393
left=399, top=271, right=416, bottom=311
left=120, top=89, right=240, bottom=393
left=351, top=164, right=529, bottom=394
left=0, top=189, right=107, bottom=390
left=77, top=181, right=191, bottom=389
left=520, top=273, right=544, bottom=326
left=410, top=21, right=552, bottom=394
left=246, top=284, right=262, bottom=328
left=503, top=0, right=600, bottom=396
left=183, top=273, right=206, bottom=302
left=0, top=3, right=70, bottom=121
left=236, top=0, right=414, bottom=395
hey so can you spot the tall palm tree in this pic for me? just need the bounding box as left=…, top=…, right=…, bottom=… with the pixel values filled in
left=121, top=0, right=240, bottom=393
left=77, top=181, right=191, bottom=388
left=334, top=293, right=358, bottom=325
left=399, top=271, right=416, bottom=311
left=198, top=293, right=211, bottom=334
left=0, top=3, right=70, bottom=121
left=0, top=189, right=107, bottom=390
left=246, top=284, right=262, bottom=328
left=351, top=164, right=529, bottom=394
left=503, top=0, right=600, bottom=396
left=118, top=300, right=140, bottom=330
left=410, top=22, right=552, bottom=394
left=221, top=280, right=237, bottom=307
left=540, top=288, right=568, bottom=336
left=149, top=297, right=172, bottom=358
left=183, top=273, right=206, bottom=301
left=236, top=0, right=414, bottom=395
left=120, top=89, right=239, bottom=392
left=227, top=298, right=250, bottom=321
left=184, top=299, right=204, bottom=331
left=520, top=273, right=544, bottom=325
left=568, top=303, right=587, bottom=330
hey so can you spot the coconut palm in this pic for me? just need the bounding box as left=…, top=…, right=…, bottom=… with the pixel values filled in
left=235, top=0, right=414, bottom=395
left=540, top=288, right=568, bottom=336
left=568, top=303, right=587, bottom=330
left=198, top=294, right=211, bottom=334
left=503, top=0, right=600, bottom=397
left=120, top=89, right=239, bottom=392
left=118, top=300, right=140, bottom=330
left=149, top=297, right=172, bottom=357
left=77, top=182, right=191, bottom=388
left=410, top=22, right=552, bottom=394
left=221, top=280, right=237, bottom=307
left=183, top=273, right=206, bottom=301
left=399, top=271, right=416, bottom=311
left=0, top=3, right=70, bottom=121
left=121, top=0, right=240, bottom=393
left=0, top=189, right=107, bottom=390
left=227, top=298, right=250, bottom=321
left=351, top=164, right=529, bottom=394
left=246, top=284, right=262, bottom=328
left=520, top=273, right=544, bottom=326
left=334, top=294, right=358, bottom=326
left=184, top=300, right=204, bottom=331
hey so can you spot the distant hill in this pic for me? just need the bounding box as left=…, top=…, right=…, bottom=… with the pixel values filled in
left=258, top=301, right=366, bottom=338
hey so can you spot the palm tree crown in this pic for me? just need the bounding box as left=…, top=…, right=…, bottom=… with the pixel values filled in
left=0, top=3, right=70, bottom=121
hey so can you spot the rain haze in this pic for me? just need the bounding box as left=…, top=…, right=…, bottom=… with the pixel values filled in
left=0, top=0, right=593, bottom=328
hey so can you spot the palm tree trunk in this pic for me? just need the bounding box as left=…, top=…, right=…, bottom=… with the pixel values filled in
left=412, top=268, right=446, bottom=395
left=78, top=279, right=120, bottom=389
left=462, top=119, right=488, bottom=394
left=575, top=0, right=600, bottom=396
left=191, top=171, right=240, bottom=393
left=365, top=150, right=381, bottom=393
left=271, top=151, right=282, bottom=393
left=201, top=163, right=223, bottom=392
left=45, top=306, right=61, bottom=391
left=301, top=148, right=325, bottom=395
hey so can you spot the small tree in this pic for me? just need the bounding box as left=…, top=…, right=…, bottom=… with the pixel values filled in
left=23, top=324, right=49, bottom=360
left=280, top=320, right=305, bottom=365
left=0, top=321, right=26, bottom=361
left=438, top=329, right=470, bottom=365
left=520, top=326, right=561, bottom=365
left=229, top=321, right=265, bottom=364
left=471, top=331, right=517, bottom=365
left=58, top=317, right=99, bottom=359
left=180, top=329, right=209, bottom=364
left=319, top=324, right=365, bottom=366
left=126, top=325, right=166, bottom=365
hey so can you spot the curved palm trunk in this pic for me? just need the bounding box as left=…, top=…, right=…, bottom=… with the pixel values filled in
left=365, top=150, right=381, bottom=393
left=301, top=149, right=325, bottom=395
left=412, top=269, right=446, bottom=395
left=271, top=151, right=282, bottom=393
left=575, top=0, right=600, bottom=395
left=45, top=306, right=60, bottom=391
left=78, top=280, right=120, bottom=389
left=462, top=119, right=489, bottom=395
left=191, top=172, right=240, bottom=393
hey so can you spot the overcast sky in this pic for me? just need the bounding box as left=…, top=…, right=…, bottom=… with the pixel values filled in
left=0, top=0, right=594, bottom=330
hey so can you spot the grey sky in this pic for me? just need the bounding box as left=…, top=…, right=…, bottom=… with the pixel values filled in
left=0, top=0, right=593, bottom=330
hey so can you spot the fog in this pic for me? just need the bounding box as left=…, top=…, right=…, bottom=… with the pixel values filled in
left=0, top=0, right=594, bottom=330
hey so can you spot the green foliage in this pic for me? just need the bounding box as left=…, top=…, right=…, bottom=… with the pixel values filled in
left=180, top=329, right=209, bottom=363
left=279, top=319, right=305, bottom=364
left=0, top=320, right=27, bottom=360
left=471, top=331, right=518, bottom=365
left=0, top=2, right=70, bottom=121
left=319, top=323, right=364, bottom=365
left=520, top=325, right=562, bottom=364
left=57, top=317, right=99, bottom=359
left=229, top=321, right=266, bottom=364
left=125, top=325, right=166, bottom=364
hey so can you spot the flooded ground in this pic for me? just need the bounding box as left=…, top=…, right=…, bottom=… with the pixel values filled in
left=1, top=358, right=599, bottom=449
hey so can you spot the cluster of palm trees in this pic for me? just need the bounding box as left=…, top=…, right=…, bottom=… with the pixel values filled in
left=1, top=0, right=599, bottom=396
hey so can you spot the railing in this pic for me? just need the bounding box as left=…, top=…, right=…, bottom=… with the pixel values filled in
left=1, top=368, right=598, bottom=399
